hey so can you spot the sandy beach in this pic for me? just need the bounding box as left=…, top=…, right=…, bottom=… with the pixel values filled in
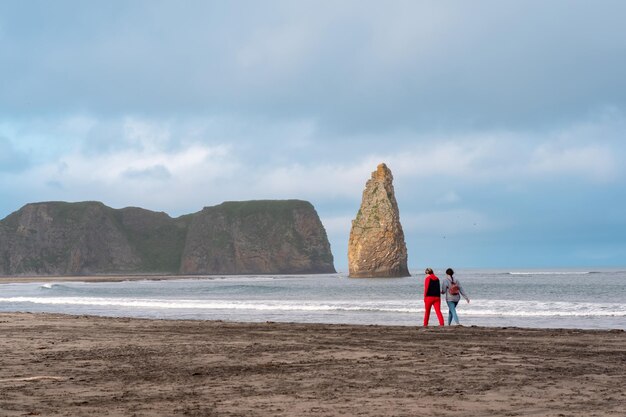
left=0, top=313, right=624, bottom=416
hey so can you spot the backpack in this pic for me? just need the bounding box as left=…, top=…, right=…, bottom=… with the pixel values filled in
left=449, top=277, right=460, bottom=295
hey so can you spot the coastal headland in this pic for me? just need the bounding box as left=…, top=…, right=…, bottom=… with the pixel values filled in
left=1, top=313, right=624, bottom=416
left=0, top=200, right=335, bottom=276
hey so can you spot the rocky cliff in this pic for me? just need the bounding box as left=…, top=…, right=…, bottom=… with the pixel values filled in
left=0, top=202, right=139, bottom=275
left=348, top=163, right=410, bottom=278
left=181, top=200, right=335, bottom=275
left=0, top=200, right=335, bottom=276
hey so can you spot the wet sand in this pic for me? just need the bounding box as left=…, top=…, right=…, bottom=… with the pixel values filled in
left=0, top=313, right=624, bottom=416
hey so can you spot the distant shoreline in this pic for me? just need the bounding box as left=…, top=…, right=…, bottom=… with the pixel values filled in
left=0, top=273, right=341, bottom=284
left=0, top=274, right=216, bottom=284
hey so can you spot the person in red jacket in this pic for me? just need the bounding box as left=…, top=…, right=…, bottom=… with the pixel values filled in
left=423, top=267, right=444, bottom=326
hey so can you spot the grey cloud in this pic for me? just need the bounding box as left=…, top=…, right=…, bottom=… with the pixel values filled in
left=1, top=1, right=625, bottom=133
left=74, top=118, right=169, bottom=157
left=122, top=165, right=172, bottom=181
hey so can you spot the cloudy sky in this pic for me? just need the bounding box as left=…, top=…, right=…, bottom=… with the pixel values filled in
left=1, top=1, right=625, bottom=270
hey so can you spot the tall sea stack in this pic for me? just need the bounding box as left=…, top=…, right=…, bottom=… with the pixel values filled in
left=348, top=163, right=410, bottom=278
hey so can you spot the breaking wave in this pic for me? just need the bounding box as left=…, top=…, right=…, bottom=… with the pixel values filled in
left=507, top=271, right=597, bottom=275
left=1, top=297, right=625, bottom=317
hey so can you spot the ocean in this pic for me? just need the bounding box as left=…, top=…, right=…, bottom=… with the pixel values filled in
left=1, top=268, right=625, bottom=330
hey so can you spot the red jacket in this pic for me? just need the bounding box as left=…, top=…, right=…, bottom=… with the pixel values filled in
left=424, top=274, right=441, bottom=298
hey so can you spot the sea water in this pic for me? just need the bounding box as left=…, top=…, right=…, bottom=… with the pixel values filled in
left=0, top=269, right=625, bottom=329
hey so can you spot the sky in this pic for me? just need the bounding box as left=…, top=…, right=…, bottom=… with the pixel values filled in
left=1, top=0, right=625, bottom=270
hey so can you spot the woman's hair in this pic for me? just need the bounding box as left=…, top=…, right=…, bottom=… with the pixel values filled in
left=446, top=268, right=454, bottom=276
left=424, top=268, right=434, bottom=275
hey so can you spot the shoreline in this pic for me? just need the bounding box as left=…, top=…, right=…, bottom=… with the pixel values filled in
left=0, top=271, right=353, bottom=284
left=1, top=310, right=625, bottom=333
left=1, top=309, right=624, bottom=332
left=2, top=273, right=624, bottom=332
left=0, top=273, right=320, bottom=284
left=1, top=312, right=624, bottom=416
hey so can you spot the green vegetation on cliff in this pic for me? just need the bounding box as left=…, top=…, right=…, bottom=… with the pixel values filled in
left=181, top=200, right=335, bottom=274
left=216, top=200, right=314, bottom=218
left=111, top=208, right=192, bottom=273
left=0, top=200, right=335, bottom=276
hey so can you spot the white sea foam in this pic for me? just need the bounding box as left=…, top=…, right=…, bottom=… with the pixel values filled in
left=0, top=297, right=413, bottom=313
left=1, top=297, right=624, bottom=317
left=39, top=283, right=65, bottom=290
left=459, top=299, right=626, bottom=317
left=507, top=271, right=592, bottom=275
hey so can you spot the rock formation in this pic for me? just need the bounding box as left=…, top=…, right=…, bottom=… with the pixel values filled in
left=0, top=200, right=335, bottom=276
left=181, top=200, right=335, bottom=275
left=348, top=163, right=410, bottom=277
